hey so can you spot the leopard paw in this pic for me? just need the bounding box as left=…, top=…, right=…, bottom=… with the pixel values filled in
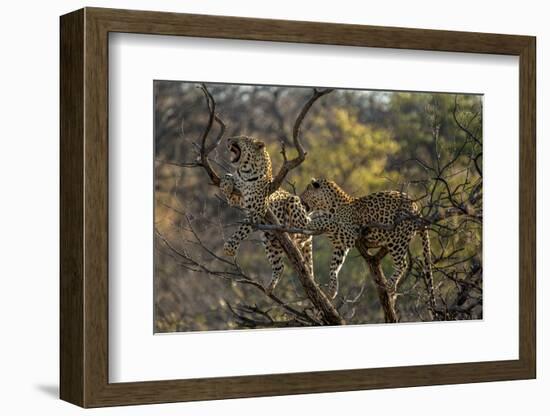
left=325, top=282, right=339, bottom=300
left=220, top=174, right=235, bottom=194
left=384, top=280, right=397, bottom=294
left=223, top=241, right=238, bottom=257
left=265, top=278, right=280, bottom=295
left=310, top=210, right=333, bottom=221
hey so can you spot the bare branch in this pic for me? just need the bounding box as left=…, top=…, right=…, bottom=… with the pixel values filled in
left=197, top=83, right=223, bottom=187
left=241, top=222, right=322, bottom=236
left=155, top=225, right=319, bottom=326
left=453, top=95, right=482, bottom=146
left=205, top=113, right=226, bottom=155
left=269, top=88, right=333, bottom=193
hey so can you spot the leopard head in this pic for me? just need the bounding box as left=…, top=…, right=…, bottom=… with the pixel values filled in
left=227, top=136, right=273, bottom=182
left=300, top=178, right=353, bottom=213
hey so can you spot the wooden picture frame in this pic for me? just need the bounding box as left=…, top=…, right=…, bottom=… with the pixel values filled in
left=60, top=7, right=536, bottom=408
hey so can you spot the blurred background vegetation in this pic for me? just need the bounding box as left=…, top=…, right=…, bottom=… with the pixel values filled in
left=154, top=81, right=482, bottom=332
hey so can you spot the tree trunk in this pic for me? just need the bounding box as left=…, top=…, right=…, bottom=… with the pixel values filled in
left=355, top=242, right=399, bottom=323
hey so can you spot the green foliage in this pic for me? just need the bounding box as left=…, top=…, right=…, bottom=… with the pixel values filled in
left=296, top=108, right=400, bottom=193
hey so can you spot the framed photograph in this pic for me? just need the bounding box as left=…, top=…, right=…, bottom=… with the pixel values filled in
left=60, top=7, right=536, bottom=408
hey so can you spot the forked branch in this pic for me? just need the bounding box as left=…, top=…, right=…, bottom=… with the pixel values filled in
left=269, top=88, right=333, bottom=193
left=197, top=83, right=225, bottom=187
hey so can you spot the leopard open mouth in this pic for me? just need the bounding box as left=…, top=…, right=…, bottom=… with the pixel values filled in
left=229, top=143, right=241, bottom=163
left=301, top=198, right=311, bottom=212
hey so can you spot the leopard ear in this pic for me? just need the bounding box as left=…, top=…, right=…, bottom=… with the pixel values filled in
left=254, top=141, right=265, bottom=149
left=311, top=178, right=320, bottom=189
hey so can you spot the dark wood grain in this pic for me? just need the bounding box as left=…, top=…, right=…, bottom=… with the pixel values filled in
left=60, top=7, right=537, bottom=408
left=59, top=8, right=84, bottom=406
left=88, top=7, right=532, bottom=55
left=83, top=10, right=110, bottom=406
left=518, top=37, right=537, bottom=376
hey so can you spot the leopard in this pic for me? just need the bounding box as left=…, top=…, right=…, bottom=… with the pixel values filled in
left=220, top=136, right=313, bottom=294
left=300, top=178, right=436, bottom=312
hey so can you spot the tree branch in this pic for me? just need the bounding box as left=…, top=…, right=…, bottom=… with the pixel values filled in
left=269, top=88, right=333, bottom=193
left=197, top=83, right=224, bottom=187
left=263, top=210, right=345, bottom=325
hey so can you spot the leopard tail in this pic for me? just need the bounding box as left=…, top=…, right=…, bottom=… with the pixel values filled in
left=421, top=227, right=437, bottom=316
